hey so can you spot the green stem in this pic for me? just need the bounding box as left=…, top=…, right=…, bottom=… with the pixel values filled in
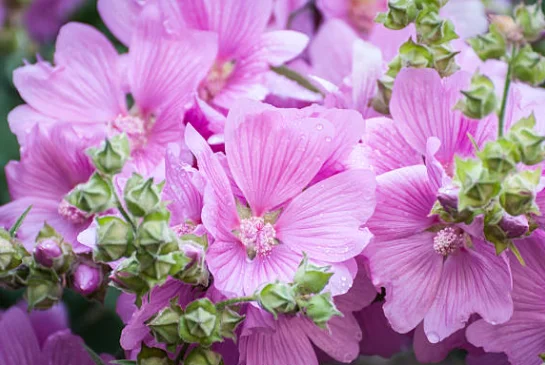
left=270, top=65, right=324, bottom=96
left=498, top=48, right=517, bottom=138
left=216, top=295, right=257, bottom=310
left=175, top=343, right=190, bottom=365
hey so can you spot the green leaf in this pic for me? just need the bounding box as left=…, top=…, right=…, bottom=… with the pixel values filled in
left=9, top=205, right=32, bottom=238
left=84, top=345, right=107, bottom=365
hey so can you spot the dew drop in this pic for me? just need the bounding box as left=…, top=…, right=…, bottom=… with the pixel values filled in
left=427, top=331, right=440, bottom=344
left=316, top=123, right=324, bottom=131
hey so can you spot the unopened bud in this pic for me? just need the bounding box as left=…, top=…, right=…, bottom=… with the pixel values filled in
left=25, top=271, right=63, bottom=310
left=499, top=213, right=529, bottom=239
left=72, top=263, right=102, bottom=296
left=437, top=185, right=459, bottom=213
left=67, top=173, right=113, bottom=214
left=34, top=225, right=73, bottom=273
left=500, top=170, right=540, bottom=216
left=95, top=216, right=133, bottom=262
left=512, top=45, right=545, bottom=86
left=34, top=239, right=62, bottom=268
left=302, top=293, right=342, bottom=329
left=372, top=75, right=394, bottom=115
left=184, top=348, right=224, bottom=365
left=431, top=44, right=460, bottom=77
left=467, top=24, right=507, bottom=61
left=87, top=134, right=130, bottom=175
left=178, top=298, right=222, bottom=346
left=137, top=213, right=176, bottom=255
left=376, top=0, right=418, bottom=30
left=455, top=72, right=497, bottom=120
left=0, top=230, right=22, bottom=272
left=137, top=344, right=173, bottom=365
left=258, top=283, right=297, bottom=318
left=111, top=255, right=150, bottom=295
left=455, top=158, right=502, bottom=210
left=176, top=237, right=209, bottom=286
left=490, top=15, right=523, bottom=43
left=124, top=174, right=163, bottom=217
left=415, top=9, right=458, bottom=45
left=507, top=114, right=545, bottom=165
left=147, top=301, right=183, bottom=345
left=293, top=256, right=333, bottom=295
left=399, top=38, right=434, bottom=68
left=477, top=139, right=521, bottom=179
left=139, top=251, right=191, bottom=282
left=514, top=3, right=545, bottom=42
left=219, top=307, right=245, bottom=341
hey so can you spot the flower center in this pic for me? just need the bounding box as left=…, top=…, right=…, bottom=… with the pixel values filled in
left=238, top=217, right=277, bottom=259
left=109, top=115, right=148, bottom=150
left=433, top=227, right=464, bottom=256
left=58, top=199, right=89, bottom=225
left=198, top=60, right=236, bottom=102
left=172, top=222, right=195, bottom=237
left=349, top=0, right=379, bottom=33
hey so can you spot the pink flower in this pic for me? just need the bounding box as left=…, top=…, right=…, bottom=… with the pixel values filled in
left=0, top=125, right=96, bottom=252
left=23, top=0, right=85, bottom=43
left=316, top=0, right=387, bottom=35
left=10, top=4, right=217, bottom=173
left=185, top=99, right=375, bottom=297
left=363, top=68, right=513, bottom=343
left=239, top=265, right=375, bottom=365
left=98, top=0, right=309, bottom=110
left=0, top=304, right=114, bottom=365
left=467, top=232, right=545, bottom=365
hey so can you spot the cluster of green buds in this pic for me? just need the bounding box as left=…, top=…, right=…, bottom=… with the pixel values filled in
left=373, top=0, right=460, bottom=113
left=445, top=114, right=545, bottom=262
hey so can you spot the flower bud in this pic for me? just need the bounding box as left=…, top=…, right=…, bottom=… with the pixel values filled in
left=514, top=3, right=545, bottom=42
left=512, top=45, right=545, bottom=86
left=178, top=298, right=222, bottom=346
left=477, top=139, right=521, bottom=180
left=467, top=24, right=507, bottom=61
left=72, top=263, right=102, bottom=296
left=175, top=238, right=209, bottom=286
left=293, top=256, right=333, bottom=295
left=66, top=173, right=113, bottom=214
left=124, top=174, right=163, bottom=217
left=87, top=134, right=130, bottom=175
left=33, top=239, right=62, bottom=268
left=399, top=38, right=434, bottom=69
left=95, top=216, right=133, bottom=262
left=455, top=72, right=497, bottom=120
left=139, top=251, right=191, bottom=282
left=455, top=158, right=502, bottom=210
left=111, top=255, right=150, bottom=295
left=376, top=0, right=418, bottom=30
left=0, top=230, right=22, bottom=272
left=137, top=214, right=176, bottom=255
left=258, top=283, right=297, bottom=318
left=500, top=170, right=540, bottom=216
left=25, top=271, right=63, bottom=310
left=416, top=9, right=458, bottom=45
left=431, top=44, right=460, bottom=77
left=499, top=213, right=529, bottom=239
left=147, top=301, right=183, bottom=345
left=372, top=75, right=394, bottom=115
left=437, top=185, right=459, bottom=214
left=137, top=344, right=173, bottom=365
left=507, top=114, right=545, bottom=165
left=219, top=307, right=245, bottom=341
left=184, top=348, right=224, bottom=365
left=302, top=293, right=341, bottom=329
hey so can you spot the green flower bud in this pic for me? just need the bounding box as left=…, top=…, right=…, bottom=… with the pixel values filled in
left=175, top=240, right=209, bottom=286
left=500, top=170, right=540, bottom=216
left=184, top=348, right=224, bottom=365
left=137, top=213, right=176, bottom=255
left=416, top=9, right=458, bottom=45
left=514, top=3, right=545, bottom=42
left=399, top=38, right=434, bottom=68
left=258, top=283, right=297, bottom=318
left=178, top=298, right=222, bottom=346
left=111, top=255, right=150, bottom=295
left=455, top=72, right=497, bottom=120
left=94, top=216, right=133, bottom=262
left=477, top=139, right=521, bottom=180
left=371, top=75, right=395, bottom=115
left=431, top=44, right=460, bottom=77
left=455, top=158, right=502, bottom=210
left=25, top=270, right=63, bottom=310
left=147, top=300, right=183, bottom=345
left=376, top=0, right=418, bottom=30
left=139, top=251, right=191, bottom=282
left=87, top=134, right=130, bottom=175
left=512, top=45, right=545, bottom=86
left=507, top=114, right=545, bottom=165
left=124, top=174, right=163, bottom=217
left=67, top=173, right=113, bottom=214
left=293, top=255, right=333, bottom=295
left=467, top=24, right=507, bottom=61
left=34, top=224, right=73, bottom=273
left=0, top=230, right=22, bottom=272
left=137, top=344, right=173, bottom=365
left=414, top=0, right=448, bottom=9
left=302, top=293, right=341, bottom=329
left=219, top=307, right=245, bottom=341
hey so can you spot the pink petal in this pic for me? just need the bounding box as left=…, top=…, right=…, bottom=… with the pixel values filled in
left=116, top=293, right=138, bottom=324
left=424, top=241, right=513, bottom=343
left=319, top=258, right=357, bottom=297
left=276, top=169, right=375, bottom=262
left=27, top=303, right=68, bottom=347
left=128, top=5, right=218, bottom=116
left=225, top=100, right=334, bottom=216
left=413, top=323, right=467, bottom=363
left=334, top=260, right=378, bottom=312
left=13, top=23, right=126, bottom=123
left=0, top=307, right=40, bottom=365
left=362, top=117, right=421, bottom=175
left=309, top=19, right=358, bottom=85
left=185, top=124, right=239, bottom=241
left=364, top=232, right=443, bottom=333
left=260, top=30, right=309, bottom=66
left=351, top=39, right=383, bottom=118
left=390, top=68, right=495, bottom=166
left=97, top=0, right=143, bottom=46
left=7, top=105, right=58, bottom=145
left=366, top=165, right=437, bottom=241
left=466, top=352, right=510, bottom=365
left=43, top=330, right=95, bottom=365
left=368, top=24, right=416, bottom=62
left=316, top=0, right=349, bottom=20
left=425, top=136, right=448, bottom=192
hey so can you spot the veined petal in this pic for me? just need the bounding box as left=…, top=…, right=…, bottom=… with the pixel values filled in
left=260, top=30, right=309, bottom=67
left=0, top=307, right=40, bottom=365
left=97, top=0, right=143, bottom=46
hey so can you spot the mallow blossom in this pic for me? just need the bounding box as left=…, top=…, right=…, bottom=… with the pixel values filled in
left=10, top=4, right=217, bottom=173
left=364, top=68, right=513, bottom=343
left=185, top=99, right=376, bottom=298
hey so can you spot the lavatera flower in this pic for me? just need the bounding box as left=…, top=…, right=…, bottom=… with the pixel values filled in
left=185, top=99, right=376, bottom=298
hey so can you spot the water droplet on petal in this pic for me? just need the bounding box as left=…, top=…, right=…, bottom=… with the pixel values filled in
left=427, top=331, right=440, bottom=344
left=316, top=123, right=324, bottom=131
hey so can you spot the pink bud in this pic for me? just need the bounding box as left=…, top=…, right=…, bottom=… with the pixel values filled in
left=34, top=239, right=62, bottom=268
left=73, top=264, right=102, bottom=296
left=499, top=214, right=529, bottom=239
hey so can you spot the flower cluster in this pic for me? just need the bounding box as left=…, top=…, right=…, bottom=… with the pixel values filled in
left=1, top=0, right=545, bottom=365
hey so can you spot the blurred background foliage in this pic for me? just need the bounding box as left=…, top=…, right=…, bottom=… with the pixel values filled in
left=0, top=0, right=543, bottom=363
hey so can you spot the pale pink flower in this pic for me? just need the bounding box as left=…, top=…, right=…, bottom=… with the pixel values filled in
left=185, top=99, right=375, bottom=298
left=316, top=0, right=387, bottom=35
